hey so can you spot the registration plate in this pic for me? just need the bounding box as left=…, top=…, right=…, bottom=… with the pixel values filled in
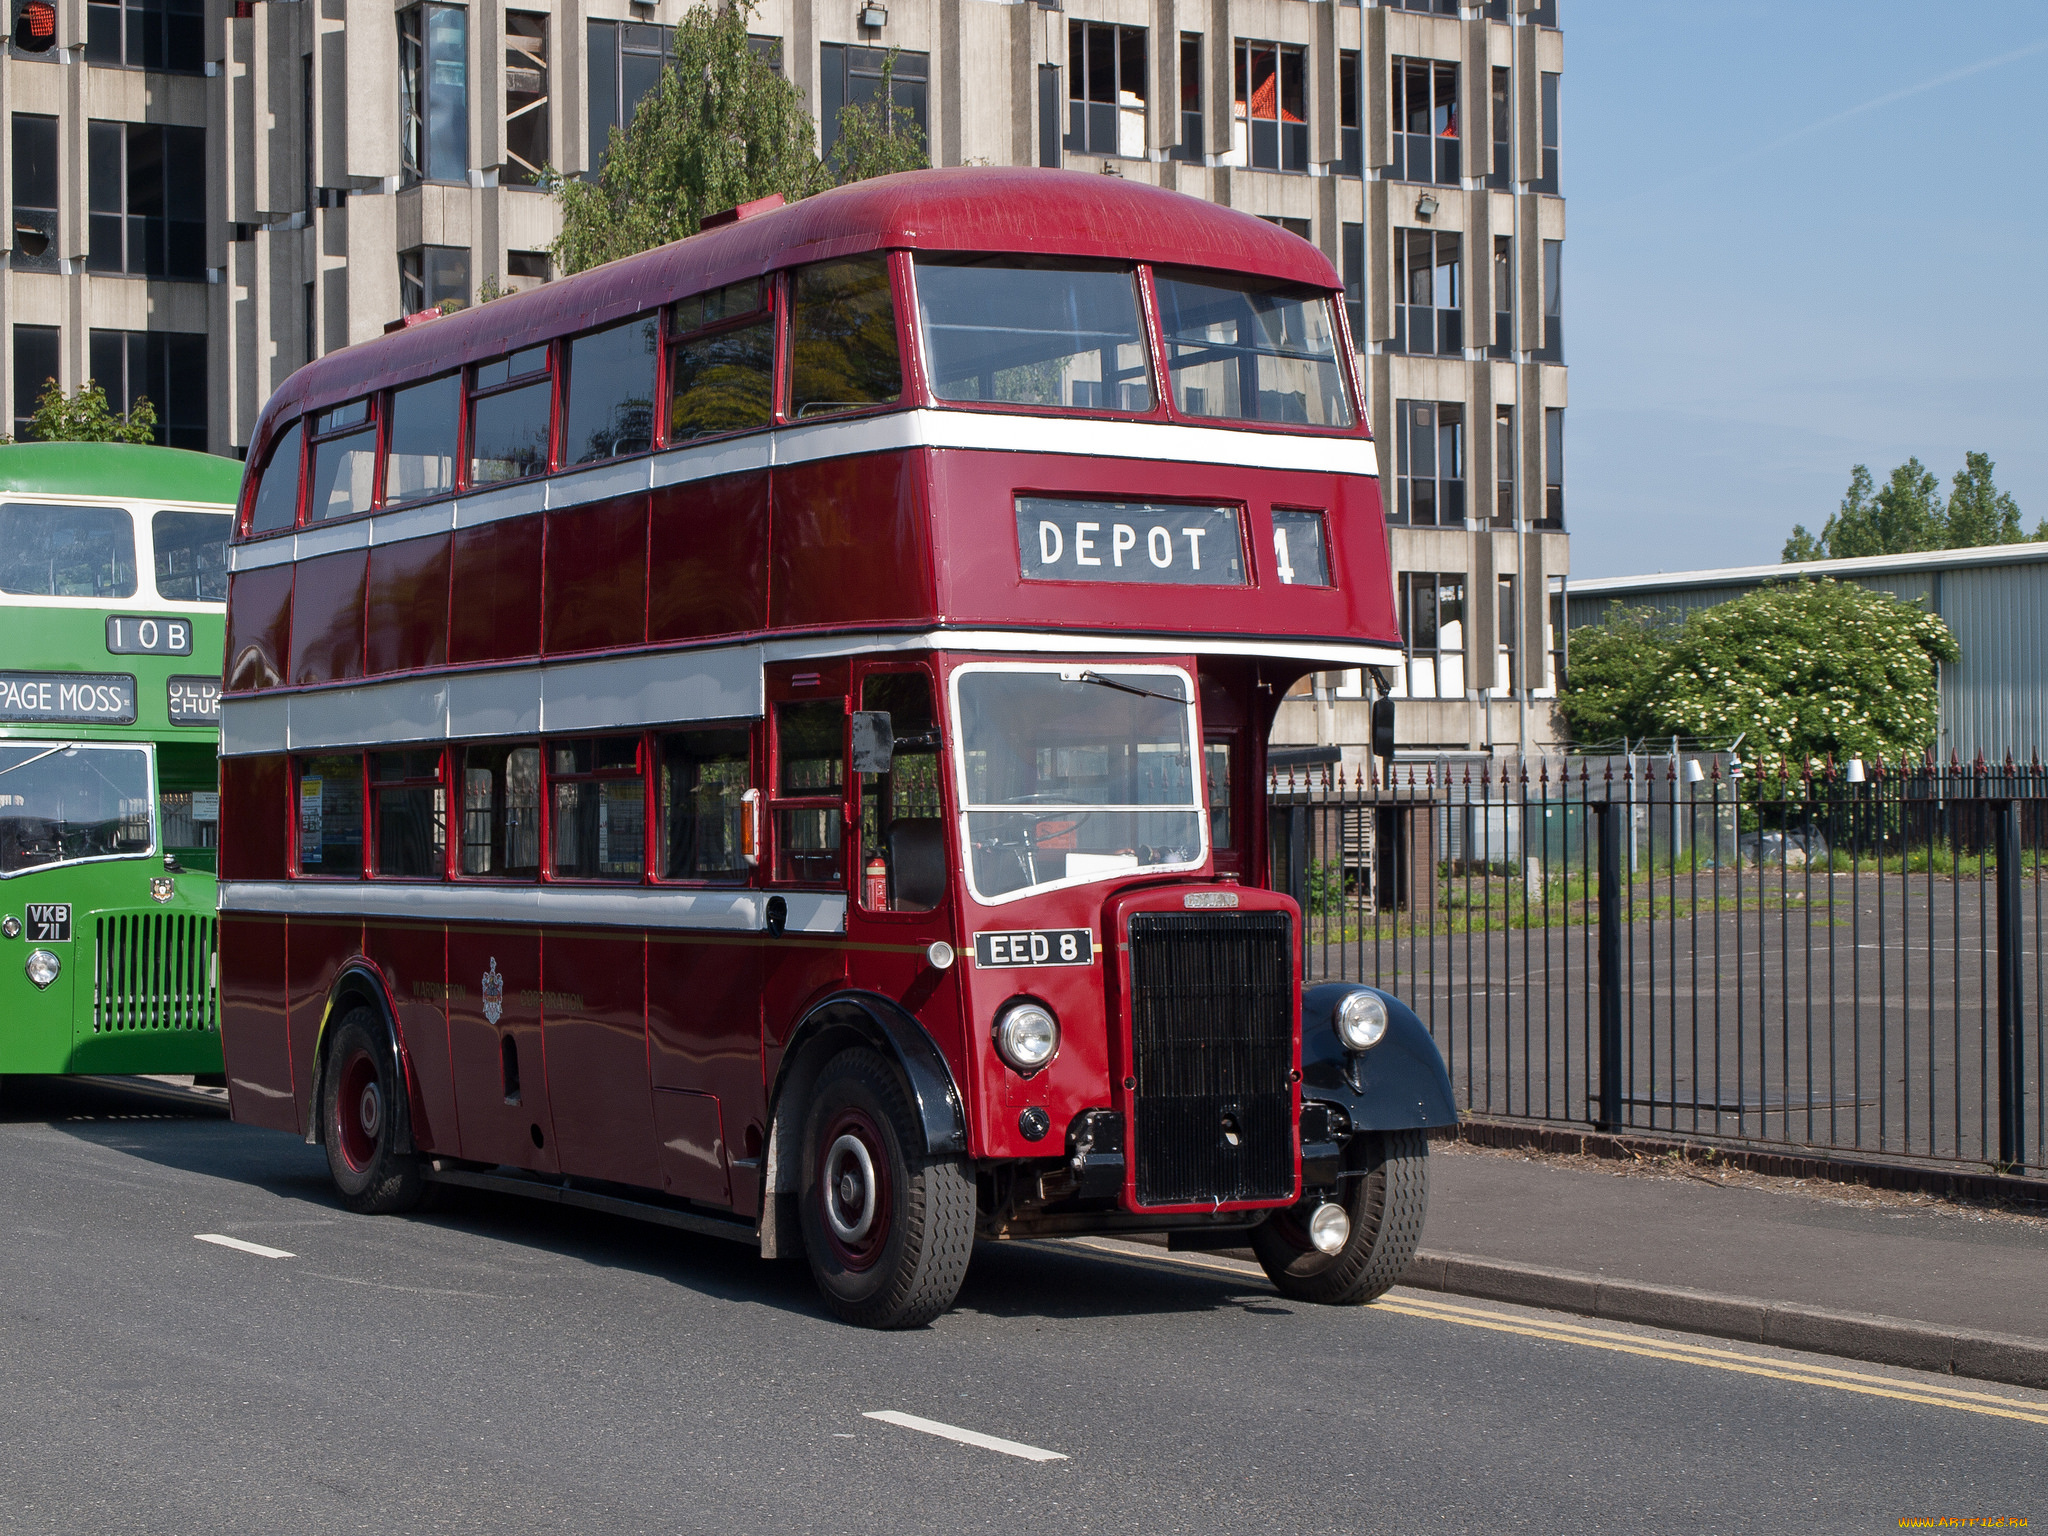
left=973, top=929, right=1094, bottom=968
left=25, top=903, right=70, bottom=943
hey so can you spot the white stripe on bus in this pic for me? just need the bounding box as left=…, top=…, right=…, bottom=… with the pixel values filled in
left=229, top=410, right=1378, bottom=572
left=216, top=631, right=1402, bottom=756
left=217, top=880, right=848, bottom=936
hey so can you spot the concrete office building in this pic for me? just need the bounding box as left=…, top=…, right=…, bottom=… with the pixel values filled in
left=3, top=0, right=1568, bottom=761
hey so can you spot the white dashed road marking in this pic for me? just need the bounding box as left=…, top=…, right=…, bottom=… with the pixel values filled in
left=194, top=1233, right=295, bottom=1259
left=863, top=1410, right=1067, bottom=1463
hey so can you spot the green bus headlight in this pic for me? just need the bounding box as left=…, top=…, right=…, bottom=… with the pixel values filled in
left=25, top=948, right=61, bottom=990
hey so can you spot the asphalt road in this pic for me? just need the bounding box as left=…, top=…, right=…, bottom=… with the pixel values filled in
left=1, top=1078, right=2040, bottom=1536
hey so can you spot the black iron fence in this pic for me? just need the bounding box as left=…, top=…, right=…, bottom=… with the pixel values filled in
left=1268, top=754, right=2046, bottom=1175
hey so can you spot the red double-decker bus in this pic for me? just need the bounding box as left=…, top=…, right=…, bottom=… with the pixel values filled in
left=217, top=168, right=1457, bottom=1327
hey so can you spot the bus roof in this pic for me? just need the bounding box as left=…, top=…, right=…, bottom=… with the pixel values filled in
left=0, top=442, right=244, bottom=506
left=254, top=168, right=1342, bottom=448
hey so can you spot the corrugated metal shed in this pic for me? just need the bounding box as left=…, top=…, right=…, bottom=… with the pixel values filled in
left=1561, top=543, right=2048, bottom=763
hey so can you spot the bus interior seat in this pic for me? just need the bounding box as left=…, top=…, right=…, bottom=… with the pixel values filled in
left=888, top=819, right=947, bottom=910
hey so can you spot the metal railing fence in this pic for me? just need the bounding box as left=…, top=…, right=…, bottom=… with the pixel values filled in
left=1267, top=753, right=2046, bottom=1175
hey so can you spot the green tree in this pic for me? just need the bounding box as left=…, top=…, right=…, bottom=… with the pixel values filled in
left=825, top=52, right=930, bottom=184
left=1553, top=606, right=1673, bottom=749
left=551, top=3, right=833, bottom=275
left=1942, top=450, right=2023, bottom=547
left=1655, top=580, right=1957, bottom=766
left=22, top=378, right=158, bottom=445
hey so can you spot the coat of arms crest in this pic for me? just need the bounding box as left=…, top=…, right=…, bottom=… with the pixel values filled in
left=482, top=957, right=504, bottom=1024
left=149, top=877, right=175, bottom=903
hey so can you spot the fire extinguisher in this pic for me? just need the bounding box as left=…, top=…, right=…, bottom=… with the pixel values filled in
left=865, top=854, right=889, bottom=910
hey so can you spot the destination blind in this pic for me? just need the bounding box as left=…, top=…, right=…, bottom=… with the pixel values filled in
left=0, top=672, right=137, bottom=725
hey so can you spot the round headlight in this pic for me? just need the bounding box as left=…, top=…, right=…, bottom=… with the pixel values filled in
left=994, top=1000, right=1059, bottom=1074
left=1334, top=990, right=1389, bottom=1052
left=1308, top=1201, right=1352, bottom=1255
left=25, top=948, right=60, bottom=990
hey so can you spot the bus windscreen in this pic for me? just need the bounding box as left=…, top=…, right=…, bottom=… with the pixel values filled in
left=1153, top=272, right=1353, bottom=428
left=953, top=665, right=1201, bottom=900
left=0, top=742, right=152, bottom=873
left=915, top=257, right=1152, bottom=413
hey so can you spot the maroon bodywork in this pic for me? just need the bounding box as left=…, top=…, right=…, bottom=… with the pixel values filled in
left=217, top=168, right=1397, bottom=1235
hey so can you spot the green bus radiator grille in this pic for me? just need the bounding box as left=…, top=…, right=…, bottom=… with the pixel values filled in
left=92, top=913, right=218, bottom=1033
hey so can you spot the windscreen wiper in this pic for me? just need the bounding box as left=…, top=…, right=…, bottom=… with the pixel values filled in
left=0, top=743, right=78, bottom=779
left=1059, top=669, right=1186, bottom=705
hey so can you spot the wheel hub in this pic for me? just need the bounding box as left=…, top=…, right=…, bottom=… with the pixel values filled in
left=358, top=1082, right=383, bottom=1140
left=824, top=1132, right=878, bottom=1244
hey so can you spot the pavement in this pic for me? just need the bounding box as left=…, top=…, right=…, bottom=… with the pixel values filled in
left=5, top=1074, right=2046, bottom=1535
left=1401, top=1138, right=2048, bottom=1389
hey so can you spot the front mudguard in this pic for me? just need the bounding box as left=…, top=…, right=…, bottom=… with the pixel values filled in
left=1300, top=982, right=1458, bottom=1133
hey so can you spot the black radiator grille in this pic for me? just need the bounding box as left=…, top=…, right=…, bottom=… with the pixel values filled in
left=92, top=913, right=218, bottom=1034
left=1126, top=910, right=1295, bottom=1206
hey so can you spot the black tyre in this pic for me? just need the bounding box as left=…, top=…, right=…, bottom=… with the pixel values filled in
left=797, top=1048, right=974, bottom=1329
left=1251, top=1129, right=1429, bottom=1306
left=321, top=1008, right=427, bottom=1215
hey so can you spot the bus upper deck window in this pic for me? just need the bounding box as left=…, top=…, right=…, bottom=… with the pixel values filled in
left=308, top=400, right=378, bottom=522
left=669, top=281, right=772, bottom=442
left=1154, top=271, right=1354, bottom=429
left=384, top=374, right=460, bottom=504
left=152, top=510, right=230, bottom=602
left=788, top=256, right=901, bottom=420
left=246, top=421, right=303, bottom=534
left=914, top=256, right=1152, bottom=413
left=470, top=350, right=553, bottom=485
left=562, top=315, right=658, bottom=465
left=0, top=502, right=136, bottom=598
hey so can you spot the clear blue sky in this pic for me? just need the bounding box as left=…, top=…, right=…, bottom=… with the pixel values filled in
left=1564, top=2, right=2048, bottom=577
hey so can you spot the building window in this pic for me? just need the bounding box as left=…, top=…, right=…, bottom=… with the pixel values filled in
left=400, top=245, right=471, bottom=315
left=504, top=12, right=549, bottom=187
left=1396, top=573, right=1465, bottom=700
left=1487, top=66, right=1510, bottom=189
left=1338, top=50, right=1361, bottom=175
left=1394, top=229, right=1460, bottom=357
left=400, top=3, right=469, bottom=187
left=1391, top=0, right=1459, bottom=13
left=1494, top=405, right=1514, bottom=528
left=86, top=122, right=206, bottom=281
left=1544, top=407, right=1564, bottom=527
left=1391, top=57, right=1457, bottom=186
left=586, top=21, right=669, bottom=171
left=86, top=0, right=203, bottom=73
left=1234, top=40, right=1307, bottom=173
left=1538, top=72, right=1560, bottom=194
left=1495, top=576, right=1518, bottom=694
left=1169, top=33, right=1203, bottom=163
left=1261, top=216, right=1310, bottom=240
left=1067, top=22, right=1146, bottom=159
left=10, top=115, right=58, bottom=274
left=507, top=250, right=551, bottom=292
left=820, top=44, right=929, bottom=167
left=87, top=330, right=207, bottom=452
left=1484, top=237, right=1511, bottom=359
left=1538, top=238, right=1563, bottom=361
left=12, top=325, right=59, bottom=441
left=1341, top=222, right=1364, bottom=345
left=1395, top=400, right=1464, bottom=527
left=1531, top=0, right=1560, bottom=28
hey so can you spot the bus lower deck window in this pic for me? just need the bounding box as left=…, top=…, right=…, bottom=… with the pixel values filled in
left=459, top=743, right=541, bottom=878
left=549, top=737, right=644, bottom=879
left=297, top=754, right=364, bottom=875
left=372, top=750, right=446, bottom=877
left=773, top=699, right=845, bottom=884
left=658, top=728, right=752, bottom=880
left=858, top=671, right=943, bottom=911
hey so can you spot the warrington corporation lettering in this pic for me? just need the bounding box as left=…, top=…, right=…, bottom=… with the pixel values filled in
left=1016, top=497, right=1245, bottom=586
left=0, top=672, right=137, bottom=725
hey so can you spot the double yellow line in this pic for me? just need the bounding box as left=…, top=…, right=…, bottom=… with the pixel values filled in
left=1058, top=1237, right=2048, bottom=1429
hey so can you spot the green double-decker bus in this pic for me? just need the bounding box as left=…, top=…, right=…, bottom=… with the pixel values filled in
left=0, top=442, right=237, bottom=1083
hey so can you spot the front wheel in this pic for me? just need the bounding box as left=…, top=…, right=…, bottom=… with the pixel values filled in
left=1251, top=1130, right=1429, bottom=1306
left=797, top=1048, right=975, bottom=1328
left=321, top=1008, right=427, bottom=1215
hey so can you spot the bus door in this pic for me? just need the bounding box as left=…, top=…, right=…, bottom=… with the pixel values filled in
left=647, top=723, right=764, bottom=1211
left=845, top=662, right=960, bottom=1041
left=758, top=663, right=851, bottom=1093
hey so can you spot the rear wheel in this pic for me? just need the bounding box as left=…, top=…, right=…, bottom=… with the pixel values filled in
left=798, top=1048, right=974, bottom=1328
left=1251, top=1130, right=1429, bottom=1306
left=321, top=1008, right=426, bottom=1215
